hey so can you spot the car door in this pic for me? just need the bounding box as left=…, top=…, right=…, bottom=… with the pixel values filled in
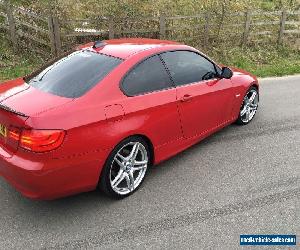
left=120, top=54, right=183, bottom=147
left=160, top=51, right=233, bottom=139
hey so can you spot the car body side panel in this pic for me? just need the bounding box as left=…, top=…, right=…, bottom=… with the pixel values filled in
left=154, top=115, right=235, bottom=165
left=214, top=78, right=235, bottom=123
left=176, top=77, right=234, bottom=139
left=118, top=88, right=183, bottom=162
left=176, top=79, right=222, bottom=138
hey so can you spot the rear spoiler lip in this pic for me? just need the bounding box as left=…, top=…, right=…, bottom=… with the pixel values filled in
left=0, top=103, right=28, bottom=117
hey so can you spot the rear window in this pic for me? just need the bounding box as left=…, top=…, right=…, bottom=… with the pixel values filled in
left=26, top=50, right=122, bottom=98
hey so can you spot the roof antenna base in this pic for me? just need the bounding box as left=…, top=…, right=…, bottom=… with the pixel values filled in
left=93, top=41, right=106, bottom=49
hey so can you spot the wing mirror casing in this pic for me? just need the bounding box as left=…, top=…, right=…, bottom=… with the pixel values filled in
left=220, top=67, right=233, bottom=79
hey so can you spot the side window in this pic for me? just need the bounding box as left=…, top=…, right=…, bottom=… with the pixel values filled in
left=122, top=55, right=172, bottom=96
left=160, top=51, right=218, bottom=86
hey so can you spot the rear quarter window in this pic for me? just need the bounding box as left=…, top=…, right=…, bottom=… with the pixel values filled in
left=121, top=55, right=173, bottom=96
left=27, top=50, right=122, bottom=98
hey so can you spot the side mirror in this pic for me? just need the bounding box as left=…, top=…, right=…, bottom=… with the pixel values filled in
left=220, top=67, right=233, bottom=79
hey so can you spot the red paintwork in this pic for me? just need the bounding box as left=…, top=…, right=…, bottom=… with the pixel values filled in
left=0, top=38, right=258, bottom=199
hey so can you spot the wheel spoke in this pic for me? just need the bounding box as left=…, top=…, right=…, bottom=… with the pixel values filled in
left=129, top=143, right=139, bottom=161
left=114, top=158, right=124, bottom=169
left=133, top=160, right=147, bottom=171
left=133, top=165, right=147, bottom=171
left=249, top=110, right=255, bottom=120
left=245, top=109, right=250, bottom=122
left=116, top=153, right=126, bottom=162
left=240, top=106, right=247, bottom=116
left=111, top=170, right=125, bottom=188
left=125, top=172, right=134, bottom=191
left=134, top=160, right=148, bottom=166
left=249, top=91, right=257, bottom=103
left=128, top=171, right=135, bottom=190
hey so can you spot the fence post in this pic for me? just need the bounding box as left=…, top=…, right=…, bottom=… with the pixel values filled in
left=5, top=1, right=17, bottom=52
left=52, top=16, right=61, bottom=55
left=242, top=10, right=251, bottom=46
left=159, top=13, right=166, bottom=39
left=48, top=15, right=61, bottom=56
left=278, top=9, right=287, bottom=45
left=47, top=16, right=56, bottom=56
left=108, top=17, right=115, bottom=39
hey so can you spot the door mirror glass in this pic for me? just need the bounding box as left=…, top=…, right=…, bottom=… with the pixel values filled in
left=220, top=67, right=233, bottom=79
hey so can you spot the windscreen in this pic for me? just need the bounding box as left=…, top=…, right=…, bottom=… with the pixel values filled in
left=26, top=50, right=122, bottom=98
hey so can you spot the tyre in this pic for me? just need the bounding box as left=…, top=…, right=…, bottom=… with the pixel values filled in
left=99, top=136, right=150, bottom=199
left=236, top=86, right=259, bottom=125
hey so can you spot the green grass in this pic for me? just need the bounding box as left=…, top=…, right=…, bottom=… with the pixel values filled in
left=216, top=45, right=300, bottom=78
left=1, top=43, right=300, bottom=82
left=0, top=39, right=42, bottom=82
left=0, top=60, right=41, bottom=82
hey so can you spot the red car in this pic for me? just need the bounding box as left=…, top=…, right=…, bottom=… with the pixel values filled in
left=0, top=38, right=259, bottom=199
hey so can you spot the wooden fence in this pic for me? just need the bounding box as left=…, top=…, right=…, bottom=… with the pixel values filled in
left=0, top=1, right=300, bottom=58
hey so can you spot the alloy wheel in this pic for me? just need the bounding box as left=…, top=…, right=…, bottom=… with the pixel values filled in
left=109, top=141, right=148, bottom=195
left=240, top=88, right=259, bottom=123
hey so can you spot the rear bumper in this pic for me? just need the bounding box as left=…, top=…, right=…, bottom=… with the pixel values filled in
left=0, top=148, right=108, bottom=200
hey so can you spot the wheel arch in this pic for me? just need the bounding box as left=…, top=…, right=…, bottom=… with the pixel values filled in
left=132, top=134, right=155, bottom=166
left=251, top=82, right=259, bottom=90
left=250, top=82, right=259, bottom=101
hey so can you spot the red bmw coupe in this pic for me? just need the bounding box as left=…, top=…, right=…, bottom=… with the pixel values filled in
left=0, top=38, right=259, bottom=199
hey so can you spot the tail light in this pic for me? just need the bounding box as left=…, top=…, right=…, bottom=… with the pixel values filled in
left=8, top=128, right=65, bottom=152
left=7, top=126, right=21, bottom=150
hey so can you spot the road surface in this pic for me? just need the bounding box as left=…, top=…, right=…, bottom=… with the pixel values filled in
left=0, top=75, right=299, bottom=249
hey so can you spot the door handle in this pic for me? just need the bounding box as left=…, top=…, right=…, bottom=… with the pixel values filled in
left=180, top=94, right=193, bottom=102
left=206, top=80, right=217, bottom=86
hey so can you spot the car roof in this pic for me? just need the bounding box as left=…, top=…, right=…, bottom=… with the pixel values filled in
left=79, top=38, right=184, bottom=59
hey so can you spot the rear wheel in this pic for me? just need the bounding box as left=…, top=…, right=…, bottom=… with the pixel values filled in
left=99, top=136, right=150, bottom=198
left=236, top=86, right=259, bottom=125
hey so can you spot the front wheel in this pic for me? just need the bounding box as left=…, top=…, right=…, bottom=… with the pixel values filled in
left=99, top=136, right=150, bottom=199
left=236, top=86, right=259, bottom=125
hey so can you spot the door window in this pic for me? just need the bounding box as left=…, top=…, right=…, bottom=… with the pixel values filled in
left=160, top=51, right=218, bottom=86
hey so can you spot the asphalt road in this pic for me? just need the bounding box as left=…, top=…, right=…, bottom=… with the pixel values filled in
left=0, top=75, right=299, bottom=250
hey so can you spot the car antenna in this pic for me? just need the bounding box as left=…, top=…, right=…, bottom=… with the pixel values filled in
left=93, top=40, right=106, bottom=49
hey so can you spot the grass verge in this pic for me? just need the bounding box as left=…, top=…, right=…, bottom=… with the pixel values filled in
left=216, top=45, right=300, bottom=78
